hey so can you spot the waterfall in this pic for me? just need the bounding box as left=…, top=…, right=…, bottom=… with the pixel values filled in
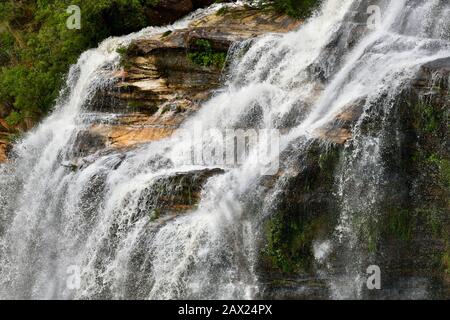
left=0, top=0, right=449, bottom=299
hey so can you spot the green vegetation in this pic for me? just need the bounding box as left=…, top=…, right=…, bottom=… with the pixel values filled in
left=187, top=39, right=227, bottom=69
left=385, top=207, right=414, bottom=241
left=258, top=0, right=322, bottom=18
left=215, top=6, right=230, bottom=16
left=406, top=98, right=450, bottom=274
left=0, top=0, right=322, bottom=129
left=413, top=102, right=447, bottom=135
left=0, top=0, right=161, bottom=128
left=264, top=145, right=340, bottom=274
left=265, top=213, right=327, bottom=273
left=418, top=103, right=443, bottom=133
left=443, top=247, right=450, bottom=275
left=6, top=132, right=23, bottom=143
left=426, top=154, right=450, bottom=195
left=5, top=111, right=23, bottom=126
left=411, top=100, right=450, bottom=208
left=149, top=208, right=160, bottom=222
left=161, top=30, right=172, bottom=38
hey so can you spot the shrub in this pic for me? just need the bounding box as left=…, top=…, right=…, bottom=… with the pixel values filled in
left=0, top=0, right=163, bottom=126
left=187, top=39, right=227, bottom=68
left=258, top=0, right=321, bottom=18
left=5, top=111, right=23, bottom=127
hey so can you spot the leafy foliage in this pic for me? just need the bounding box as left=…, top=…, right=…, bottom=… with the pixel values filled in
left=265, top=213, right=328, bottom=273
left=187, top=39, right=227, bottom=68
left=0, top=0, right=321, bottom=128
left=5, top=111, right=23, bottom=126
left=0, top=0, right=161, bottom=127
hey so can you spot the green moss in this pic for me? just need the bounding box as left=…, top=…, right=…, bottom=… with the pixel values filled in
left=377, top=205, right=443, bottom=243
left=116, top=46, right=128, bottom=56
left=439, top=158, right=450, bottom=191
left=160, top=105, right=171, bottom=114
left=117, top=46, right=134, bottom=69
left=187, top=39, right=227, bottom=69
left=443, top=247, right=450, bottom=275
left=264, top=213, right=328, bottom=273
left=413, top=102, right=445, bottom=135
left=408, top=96, right=449, bottom=243
left=422, top=104, right=441, bottom=133
left=385, top=207, right=414, bottom=241
left=425, top=154, right=450, bottom=197
left=127, top=101, right=141, bottom=109
left=161, top=30, right=172, bottom=38
left=216, top=7, right=230, bottom=16
left=5, top=111, right=23, bottom=126
left=262, top=143, right=341, bottom=273
left=319, top=148, right=341, bottom=178
left=364, top=216, right=380, bottom=253
left=345, top=213, right=380, bottom=253
left=356, top=206, right=417, bottom=253
left=6, top=132, right=22, bottom=143
left=149, top=209, right=160, bottom=222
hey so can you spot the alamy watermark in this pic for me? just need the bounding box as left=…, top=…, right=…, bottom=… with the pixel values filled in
left=176, top=122, right=280, bottom=176
left=366, top=5, right=382, bottom=30
left=350, top=5, right=382, bottom=30
left=66, top=265, right=81, bottom=290
left=366, top=265, right=381, bottom=290
left=66, top=5, right=81, bottom=30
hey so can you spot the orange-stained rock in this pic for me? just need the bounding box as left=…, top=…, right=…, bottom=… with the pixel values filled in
left=0, top=139, right=9, bottom=163
left=88, top=6, right=301, bottom=151
left=316, top=97, right=366, bottom=144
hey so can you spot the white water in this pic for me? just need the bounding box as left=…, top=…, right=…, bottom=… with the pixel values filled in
left=0, top=0, right=449, bottom=299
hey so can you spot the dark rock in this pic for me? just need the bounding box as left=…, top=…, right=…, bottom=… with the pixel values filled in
left=136, top=168, right=225, bottom=217
left=258, top=56, right=450, bottom=299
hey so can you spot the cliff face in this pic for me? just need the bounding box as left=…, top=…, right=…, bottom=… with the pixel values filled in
left=86, top=7, right=301, bottom=150
left=84, top=7, right=449, bottom=298
left=1, top=3, right=448, bottom=300
left=54, top=6, right=300, bottom=215
left=259, top=57, right=450, bottom=299
left=0, top=0, right=234, bottom=164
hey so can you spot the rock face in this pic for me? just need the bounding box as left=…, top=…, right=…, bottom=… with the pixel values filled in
left=0, top=6, right=299, bottom=163
left=3, top=3, right=447, bottom=300
left=88, top=7, right=301, bottom=150
left=257, top=57, right=450, bottom=299
left=52, top=6, right=300, bottom=215
left=139, top=168, right=225, bottom=215
left=0, top=119, right=12, bottom=163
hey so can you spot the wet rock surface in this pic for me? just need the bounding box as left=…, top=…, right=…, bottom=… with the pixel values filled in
left=139, top=168, right=225, bottom=215
left=257, top=56, right=450, bottom=299
left=87, top=7, right=300, bottom=150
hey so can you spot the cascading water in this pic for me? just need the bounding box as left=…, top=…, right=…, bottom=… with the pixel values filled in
left=0, top=0, right=449, bottom=300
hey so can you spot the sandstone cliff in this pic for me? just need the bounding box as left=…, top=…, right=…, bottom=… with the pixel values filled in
left=87, top=7, right=301, bottom=150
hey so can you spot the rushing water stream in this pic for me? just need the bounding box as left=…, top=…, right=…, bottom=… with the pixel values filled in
left=0, top=0, right=449, bottom=299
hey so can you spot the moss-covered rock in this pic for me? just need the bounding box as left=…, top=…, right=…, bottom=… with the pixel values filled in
left=83, top=6, right=301, bottom=154
left=258, top=142, right=341, bottom=298
left=187, top=39, right=227, bottom=69
left=258, top=57, right=450, bottom=299
left=362, top=57, right=450, bottom=298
